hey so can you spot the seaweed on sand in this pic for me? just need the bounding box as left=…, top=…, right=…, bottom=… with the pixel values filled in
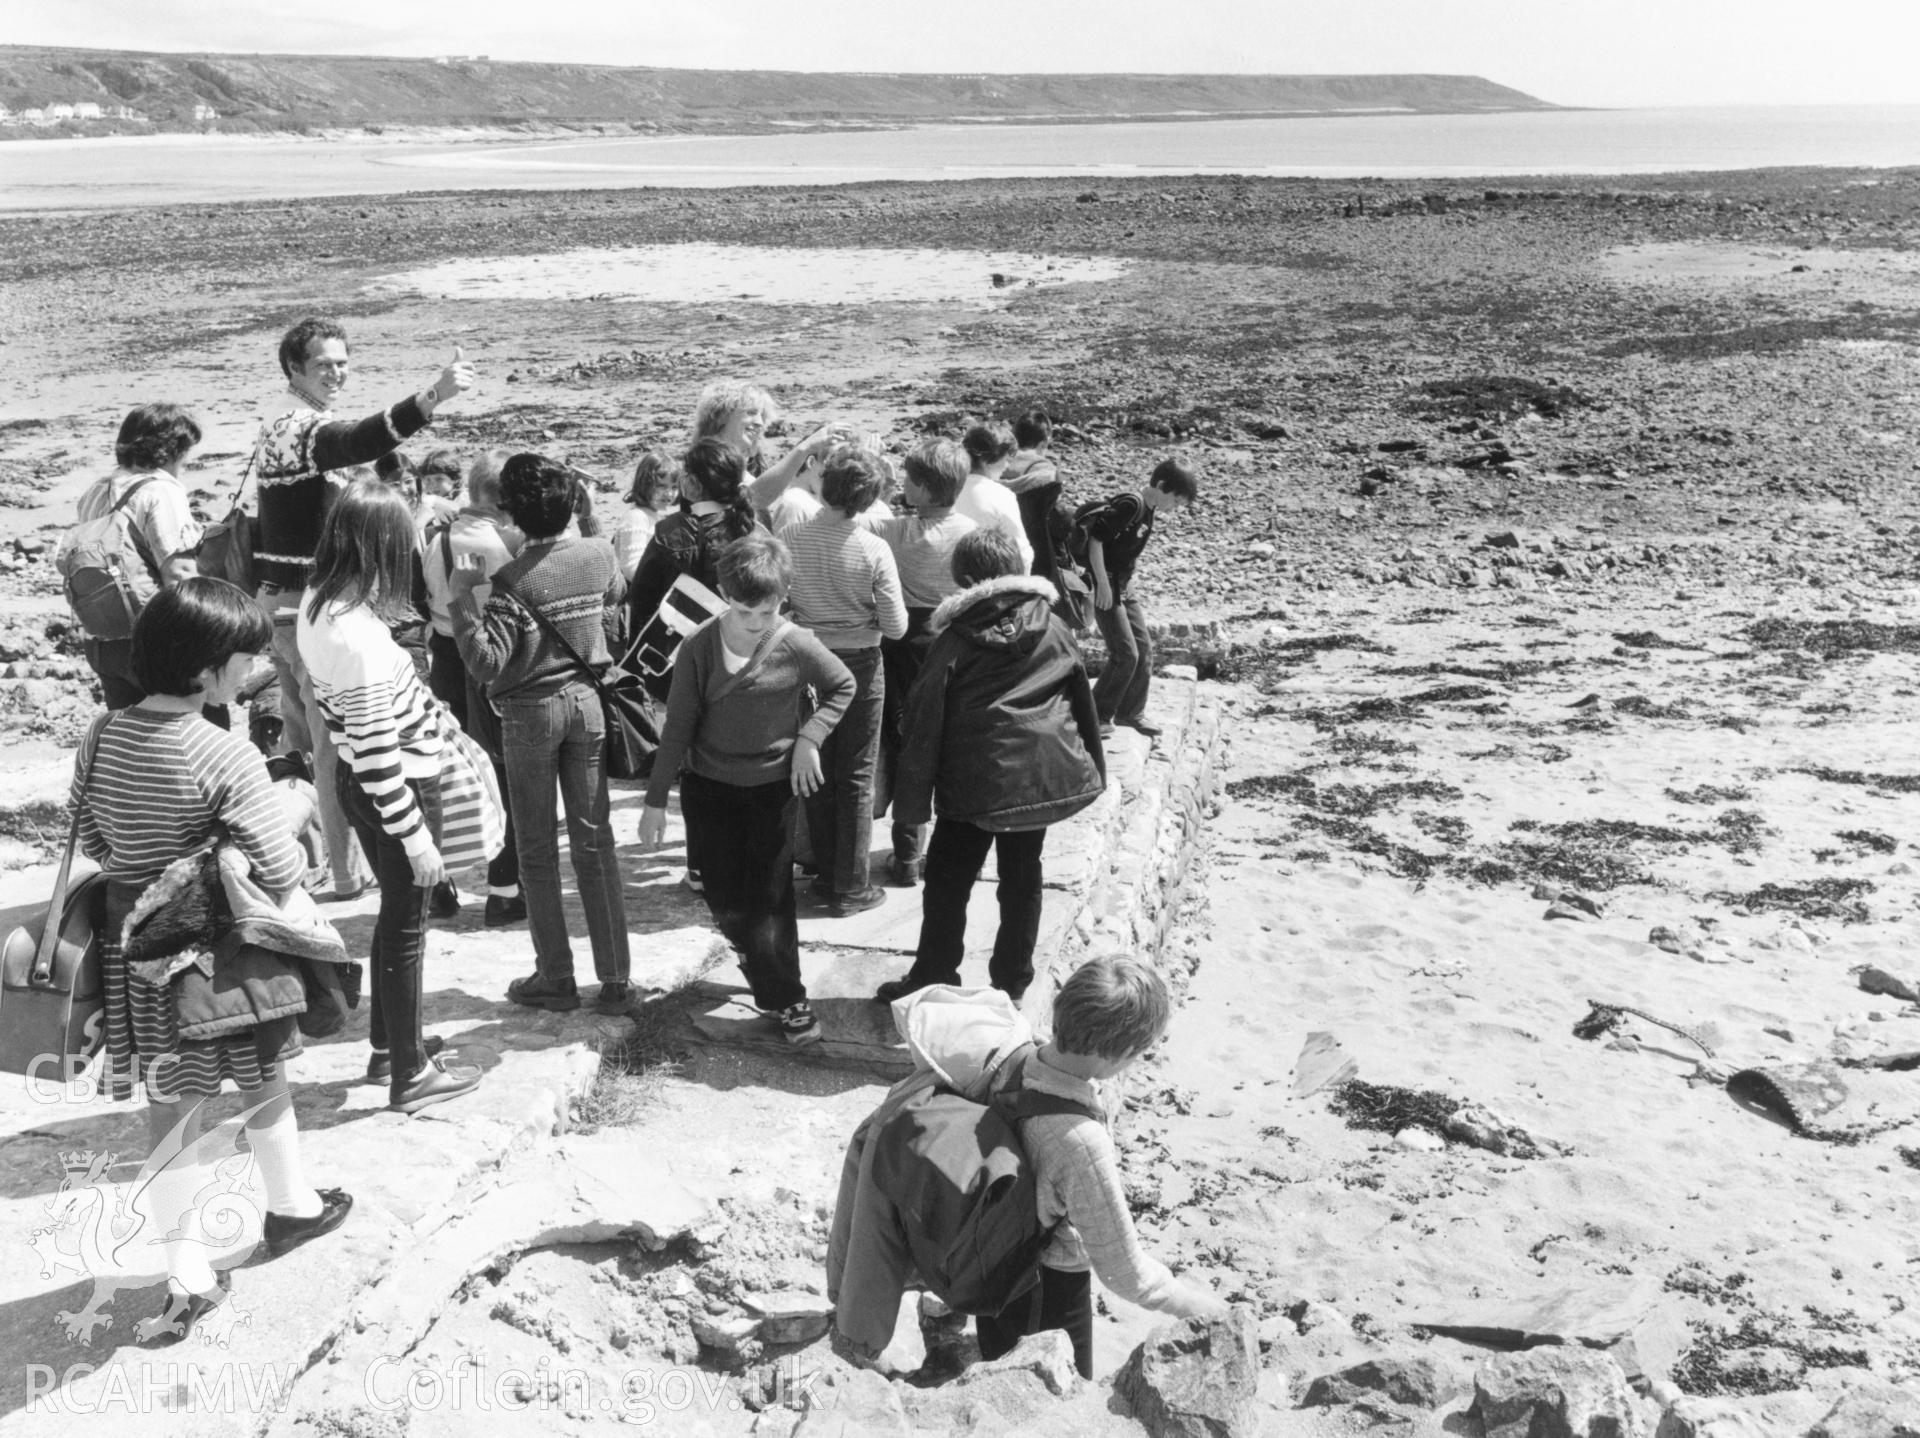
left=1225, top=772, right=1461, bottom=819
left=1613, top=631, right=1701, bottom=650
left=1666, top=783, right=1753, bottom=804
left=1746, top=618, right=1920, bottom=657
left=1612, top=694, right=1694, bottom=720
left=1794, top=765, right=1920, bottom=795
left=1294, top=814, right=1441, bottom=881
left=1375, top=658, right=1573, bottom=683
left=1707, top=878, right=1874, bottom=924
left=1328, top=1080, right=1460, bottom=1137
left=1326, top=731, right=1418, bottom=760
left=1673, top=1312, right=1872, bottom=1398
left=1836, top=829, right=1898, bottom=854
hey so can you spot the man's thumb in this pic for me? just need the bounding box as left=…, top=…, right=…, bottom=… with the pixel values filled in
left=452, top=343, right=465, bottom=364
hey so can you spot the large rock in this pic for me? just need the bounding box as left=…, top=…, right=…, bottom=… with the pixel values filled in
left=1412, top=1281, right=1687, bottom=1387
left=743, top=1290, right=835, bottom=1346
left=1301, top=1355, right=1458, bottom=1412
left=1806, top=1381, right=1920, bottom=1438
left=957, top=1329, right=1080, bottom=1397
left=1652, top=1395, right=1779, bottom=1437
left=1116, top=1308, right=1261, bottom=1438
left=792, top=1365, right=910, bottom=1437
left=1472, top=1348, right=1645, bottom=1438
left=902, top=1331, right=1079, bottom=1432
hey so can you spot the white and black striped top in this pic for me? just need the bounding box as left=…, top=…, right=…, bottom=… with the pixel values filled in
left=297, top=598, right=444, bottom=859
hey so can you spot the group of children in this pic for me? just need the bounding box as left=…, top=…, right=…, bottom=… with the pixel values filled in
left=56, top=322, right=1209, bottom=1357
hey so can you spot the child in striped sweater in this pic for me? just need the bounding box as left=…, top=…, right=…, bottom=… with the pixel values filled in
left=298, top=478, right=484, bottom=1115
left=785, top=447, right=908, bottom=916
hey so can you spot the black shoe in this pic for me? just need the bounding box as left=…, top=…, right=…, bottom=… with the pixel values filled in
left=1124, top=718, right=1164, bottom=738
left=776, top=1001, right=822, bottom=1047
left=366, top=1035, right=445, bottom=1084
left=483, top=893, right=528, bottom=927
left=993, top=977, right=1033, bottom=1004
left=886, top=855, right=923, bottom=887
left=430, top=880, right=462, bottom=920
left=507, top=972, right=580, bottom=1011
left=874, top=974, right=941, bottom=1004
left=805, top=876, right=834, bottom=905
left=594, top=981, right=632, bottom=1016
left=139, top=1271, right=232, bottom=1348
left=390, top=1056, right=484, bottom=1114
left=829, top=886, right=887, bottom=918
left=263, top=1188, right=354, bottom=1259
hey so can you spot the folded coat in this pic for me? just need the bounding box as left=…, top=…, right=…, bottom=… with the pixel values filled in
left=121, top=844, right=360, bottom=1041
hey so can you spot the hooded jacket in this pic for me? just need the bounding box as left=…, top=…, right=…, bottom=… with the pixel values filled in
left=891, top=575, right=1105, bottom=832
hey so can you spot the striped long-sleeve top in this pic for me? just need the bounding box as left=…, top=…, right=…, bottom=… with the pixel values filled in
left=869, top=508, right=978, bottom=610
left=297, top=597, right=444, bottom=857
left=785, top=512, right=908, bottom=652
left=252, top=392, right=433, bottom=591
left=72, top=708, right=305, bottom=893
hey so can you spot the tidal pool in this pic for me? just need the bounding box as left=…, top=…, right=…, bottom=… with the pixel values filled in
left=368, top=242, right=1128, bottom=307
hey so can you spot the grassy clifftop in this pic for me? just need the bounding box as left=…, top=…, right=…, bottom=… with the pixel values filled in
left=0, top=45, right=1558, bottom=138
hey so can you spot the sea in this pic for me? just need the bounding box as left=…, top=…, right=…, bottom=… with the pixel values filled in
left=0, top=105, right=1916, bottom=213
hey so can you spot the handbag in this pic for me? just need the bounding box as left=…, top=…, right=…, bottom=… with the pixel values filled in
left=495, top=576, right=662, bottom=782
left=625, top=572, right=729, bottom=704
left=433, top=706, right=507, bottom=869
left=0, top=749, right=107, bottom=1077
left=196, top=448, right=258, bottom=594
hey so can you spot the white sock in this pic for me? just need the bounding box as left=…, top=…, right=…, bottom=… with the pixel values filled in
left=247, top=1108, right=323, bottom=1219
left=148, top=1165, right=219, bottom=1295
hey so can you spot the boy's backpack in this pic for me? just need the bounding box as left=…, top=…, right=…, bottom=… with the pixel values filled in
left=868, top=1040, right=1102, bottom=1316
left=1063, top=497, right=1107, bottom=568
left=54, top=478, right=164, bottom=642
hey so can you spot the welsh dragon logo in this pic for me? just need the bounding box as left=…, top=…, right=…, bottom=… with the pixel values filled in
left=30, top=1099, right=267, bottom=1347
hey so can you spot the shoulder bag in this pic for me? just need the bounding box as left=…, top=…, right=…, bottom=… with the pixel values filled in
left=0, top=721, right=108, bottom=1076
left=495, top=575, right=661, bottom=782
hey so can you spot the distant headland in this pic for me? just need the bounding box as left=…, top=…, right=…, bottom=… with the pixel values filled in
left=0, top=44, right=1560, bottom=141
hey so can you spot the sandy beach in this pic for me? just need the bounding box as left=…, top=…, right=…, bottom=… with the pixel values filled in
left=0, top=168, right=1916, bottom=1434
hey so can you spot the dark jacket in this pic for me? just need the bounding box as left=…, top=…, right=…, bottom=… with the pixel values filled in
left=626, top=508, right=754, bottom=642
left=893, top=575, right=1105, bottom=832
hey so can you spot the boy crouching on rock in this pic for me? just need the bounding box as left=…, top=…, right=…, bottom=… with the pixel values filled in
left=977, top=955, right=1228, bottom=1375
left=828, top=956, right=1226, bottom=1381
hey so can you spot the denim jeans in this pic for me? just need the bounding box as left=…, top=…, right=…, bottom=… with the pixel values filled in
left=500, top=683, right=629, bottom=985
left=336, top=765, right=437, bottom=1097
left=682, top=771, right=805, bottom=1011
left=263, top=583, right=364, bottom=891
left=1093, top=593, right=1152, bottom=725
left=804, top=646, right=883, bottom=897
left=908, top=819, right=1046, bottom=994
left=880, top=616, right=935, bottom=865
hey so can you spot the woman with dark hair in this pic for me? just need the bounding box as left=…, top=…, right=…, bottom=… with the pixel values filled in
left=60, top=403, right=207, bottom=710
left=624, top=438, right=764, bottom=639
left=298, top=479, right=486, bottom=1114
left=72, top=577, right=351, bottom=1344
left=452, top=453, right=631, bottom=1016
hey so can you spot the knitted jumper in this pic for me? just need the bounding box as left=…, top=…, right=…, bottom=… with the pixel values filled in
left=453, top=535, right=625, bottom=703
left=252, top=391, right=433, bottom=590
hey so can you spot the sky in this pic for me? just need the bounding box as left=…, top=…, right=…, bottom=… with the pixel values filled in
left=8, top=0, right=1917, bottom=109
